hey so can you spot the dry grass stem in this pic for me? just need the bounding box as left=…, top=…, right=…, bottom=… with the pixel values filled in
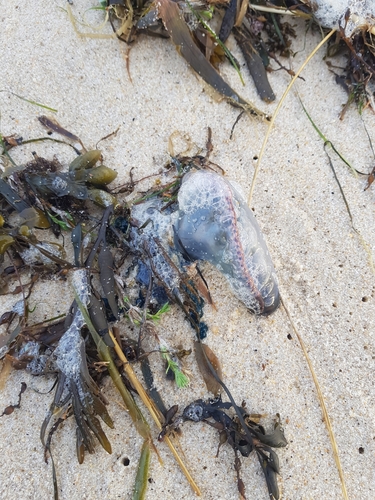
left=248, top=28, right=336, bottom=205
left=281, top=297, right=349, bottom=500
left=109, top=330, right=202, bottom=496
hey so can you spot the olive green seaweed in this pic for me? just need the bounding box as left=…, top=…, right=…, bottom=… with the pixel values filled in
left=133, top=440, right=151, bottom=500
left=73, top=291, right=152, bottom=441
left=69, top=150, right=101, bottom=173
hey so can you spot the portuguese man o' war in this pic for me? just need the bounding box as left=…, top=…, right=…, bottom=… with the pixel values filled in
left=175, top=170, right=280, bottom=314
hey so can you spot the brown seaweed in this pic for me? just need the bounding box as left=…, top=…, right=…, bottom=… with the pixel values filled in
left=0, top=126, right=290, bottom=500
left=194, top=341, right=222, bottom=396
left=219, top=0, right=238, bottom=44
left=38, top=115, right=85, bottom=150
left=156, top=0, right=269, bottom=118
left=233, top=25, right=276, bottom=102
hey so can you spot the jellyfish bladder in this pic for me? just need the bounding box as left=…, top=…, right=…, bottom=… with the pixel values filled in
left=175, top=170, right=279, bottom=314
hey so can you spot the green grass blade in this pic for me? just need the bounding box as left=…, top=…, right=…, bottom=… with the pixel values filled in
left=0, top=90, right=57, bottom=112
left=300, top=98, right=374, bottom=273
left=133, top=440, right=151, bottom=500
left=300, top=98, right=359, bottom=177
left=186, top=0, right=245, bottom=86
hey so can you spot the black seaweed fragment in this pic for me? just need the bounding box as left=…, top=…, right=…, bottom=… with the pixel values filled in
left=180, top=397, right=287, bottom=499
left=0, top=381, right=27, bottom=417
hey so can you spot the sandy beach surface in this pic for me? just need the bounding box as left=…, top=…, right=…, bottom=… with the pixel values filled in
left=1, top=2, right=375, bottom=499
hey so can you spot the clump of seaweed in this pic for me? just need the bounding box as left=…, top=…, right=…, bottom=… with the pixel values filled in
left=327, top=27, right=375, bottom=115
left=162, top=397, right=288, bottom=500
left=0, top=122, right=287, bottom=499
left=41, top=268, right=114, bottom=462
left=68, top=0, right=374, bottom=117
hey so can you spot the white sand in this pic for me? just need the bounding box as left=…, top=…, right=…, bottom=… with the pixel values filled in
left=1, top=2, right=375, bottom=499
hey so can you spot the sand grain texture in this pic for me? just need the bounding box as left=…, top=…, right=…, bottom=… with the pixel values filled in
left=0, top=2, right=374, bottom=499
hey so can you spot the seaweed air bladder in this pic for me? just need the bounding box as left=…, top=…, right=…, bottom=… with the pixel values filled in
left=175, top=170, right=279, bottom=315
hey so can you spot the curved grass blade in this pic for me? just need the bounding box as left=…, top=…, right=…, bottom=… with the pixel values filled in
left=300, top=99, right=374, bottom=273
left=248, top=29, right=336, bottom=204
left=3, top=136, right=82, bottom=158
left=65, top=4, right=116, bottom=39
left=281, top=297, right=349, bottom=500
left=186, top=0, right=245, bottom=86
left=44, top=408, right=73, bottom=500
left=300, top=100, right=363, bottom=177
left=248, top=3, right=311, bottom=17
left=46, top=428, right=60, bottom=500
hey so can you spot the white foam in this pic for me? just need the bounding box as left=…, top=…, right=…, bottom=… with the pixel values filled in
left=72, top=268, right=90, bottom=305
left=20, top=242, right=64, bottom=266
left=51, top=175, right=68, bottom=193
left=12, top=299, right=25, bottom=315
left=54, top=270, right=90, bottom=382
left=313, top=0, right=375, bottom=36
left=54, top=312, right=85, bottom=381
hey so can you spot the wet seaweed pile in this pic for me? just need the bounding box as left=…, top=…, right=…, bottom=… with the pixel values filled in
left=327, top=28, right=375, bottom=116
left=0, top=127, right=287, bottom=499
left=72, top=0, right=375, bottom=115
